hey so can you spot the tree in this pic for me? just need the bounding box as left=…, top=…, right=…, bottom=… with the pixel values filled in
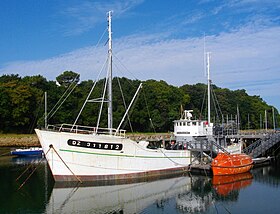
left=56, top=71, right=80, bottom=87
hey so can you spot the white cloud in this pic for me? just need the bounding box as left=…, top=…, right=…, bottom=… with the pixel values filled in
left=1, top=24, right=280, bottom=110
left=58, top=0, right=145, bottom=36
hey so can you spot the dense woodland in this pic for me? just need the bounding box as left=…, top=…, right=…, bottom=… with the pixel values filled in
left=0, top=72, right=279, bottom=133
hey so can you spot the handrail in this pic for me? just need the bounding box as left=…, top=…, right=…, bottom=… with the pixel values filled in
left=46, top=124, right=126, bottom=137
left=243, top=132, right=280, bottom=158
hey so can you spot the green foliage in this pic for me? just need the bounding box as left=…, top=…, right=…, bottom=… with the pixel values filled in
left=0, top=73, right=279, bottom=133
left=56, top=71, right=80, bottom=87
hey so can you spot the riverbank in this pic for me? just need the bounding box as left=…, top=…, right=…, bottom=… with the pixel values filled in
left=0, top=134, right=40, bottom=147
left=0, top=132, right=170, bottom=147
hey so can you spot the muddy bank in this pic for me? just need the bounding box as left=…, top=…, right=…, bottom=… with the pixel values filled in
left=0, top=135, right=40, bottom=147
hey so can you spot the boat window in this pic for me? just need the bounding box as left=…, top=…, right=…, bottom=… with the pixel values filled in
left=187, top=122, right=190, bottom=126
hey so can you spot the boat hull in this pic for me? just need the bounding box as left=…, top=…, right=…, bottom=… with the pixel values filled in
left=211, top=153, right=253, bottom=176
left=53, top=166, right=189, bottom=182
left=35, top=129, right=191, bottom=182
left=10, top=147, right=43, bottom=157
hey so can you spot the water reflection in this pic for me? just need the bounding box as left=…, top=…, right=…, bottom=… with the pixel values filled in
left=12, top=156, right=43, bottom=165
left=0, top=155, right=54, bottom=214
left=252, top=162, right=280, bottom=187
left=1, top=150, right=280, bottom=214
left=212, top=172, right=253, bottom=196
left=46, top=176, right=192, bottom=214
left=45, top=172, right=254, bottom=214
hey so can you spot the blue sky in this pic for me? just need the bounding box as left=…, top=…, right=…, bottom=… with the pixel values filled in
left=1, top=0, right=280, bottom=112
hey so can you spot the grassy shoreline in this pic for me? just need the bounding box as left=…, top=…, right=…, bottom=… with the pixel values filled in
left=0, top=134, right=40, bottom=147
left=0, top=132, right=173, bottom=148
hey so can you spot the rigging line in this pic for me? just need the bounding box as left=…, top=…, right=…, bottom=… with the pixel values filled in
left=48, top=83, right=78, bottom=120
left=50, top=28, right=106, bottom=121
left=122, top=83, right=142, bottom=131
left=211, top=86, right=222, bottom=118
left=96, top=27, right=108, bottom=48
left=211, top=85, right=223, bottom=123
left=116, top=76, right=134, bottom=132
left=29, top=91, right=45, bottom=133
left=210, top=87, right=219, bottom=123
left=49, top=144, right=82, bottom=183
left=48, top=74, right=80, bottom=117
left=46, top=27, right=106, bottom=121
left=112, top=53, right=140, bottom=82
left=142, top=87, right=156, bottom=133
left=200, top=86, right=207, bottom=120
left=73, top=57, right=108, bottom=128
left=96, top=58, right=110, bottom=130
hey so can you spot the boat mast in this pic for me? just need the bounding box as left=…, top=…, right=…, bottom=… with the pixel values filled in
left=45, top=91, right=47, bottom=129
left=107, top=11, right=113, bottom=133
left=206, top=52, right=211, bottom=125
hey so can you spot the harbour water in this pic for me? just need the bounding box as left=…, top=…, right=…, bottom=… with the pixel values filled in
left=0, top=147, right=280, bottom=214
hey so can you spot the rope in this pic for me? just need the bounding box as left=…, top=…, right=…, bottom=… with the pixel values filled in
left=158, top=148, right=189, bottom=167
left=0, top=151, right=12, bottom=157
left=17, top=147, right=51, bottom=191
left=49, top=145, right=83, bottom=183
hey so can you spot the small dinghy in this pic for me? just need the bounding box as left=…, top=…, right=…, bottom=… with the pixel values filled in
left=11, top=147, right=43, bottom=157
left=212, top=153, right=253, bottom=176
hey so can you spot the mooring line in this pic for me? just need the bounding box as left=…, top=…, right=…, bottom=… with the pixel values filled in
left=16, top=147, right=50, bottom=182
left=49, top=145, right=83, bottom=184
left=0, top=151, right=12, bottom=157
left=16, top=163, right=34, bottom=182
left=17, top=147, right=51, bottom=191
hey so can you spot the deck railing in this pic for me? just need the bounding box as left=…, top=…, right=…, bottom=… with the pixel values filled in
left=46, top=124, right=126, bottom=137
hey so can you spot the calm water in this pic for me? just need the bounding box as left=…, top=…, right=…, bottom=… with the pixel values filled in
left=1, top=147, right=280, bottom=214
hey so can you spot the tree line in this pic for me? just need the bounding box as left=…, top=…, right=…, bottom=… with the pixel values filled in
left=0, top=72, right=278, bottom=133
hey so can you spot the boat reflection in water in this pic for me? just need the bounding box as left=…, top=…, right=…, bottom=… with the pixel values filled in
left=176, top=172, right=253, bottom=213
left=46, top=175, right=192, bottom=214
left=12, top=156, right=43, bottom=165
left=212, top=172, right=253, bottom=196
left=45, top=172, right=253, bottom=214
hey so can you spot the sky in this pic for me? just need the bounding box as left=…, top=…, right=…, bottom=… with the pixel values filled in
left=0, top=0, right=280, bottom=111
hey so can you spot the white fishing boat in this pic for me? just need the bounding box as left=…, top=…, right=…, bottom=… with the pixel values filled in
left=35, top=11, right=191, bottom=183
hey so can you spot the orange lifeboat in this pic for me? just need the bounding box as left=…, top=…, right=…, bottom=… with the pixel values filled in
left=212, top=153, right=253, bottom=176
left=212, top=172, right=253, bottom=196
